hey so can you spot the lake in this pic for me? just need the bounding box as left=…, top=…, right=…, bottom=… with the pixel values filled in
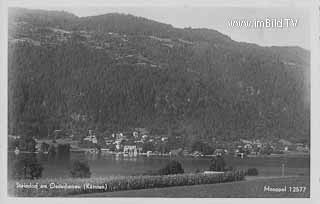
left=37, top=152, right=309, bottom=178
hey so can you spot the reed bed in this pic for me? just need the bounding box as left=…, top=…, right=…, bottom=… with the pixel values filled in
left=9, top=171, right=245, bottom=197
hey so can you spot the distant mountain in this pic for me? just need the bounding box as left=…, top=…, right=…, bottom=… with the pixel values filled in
left=8, top=8, right=310, bottom=145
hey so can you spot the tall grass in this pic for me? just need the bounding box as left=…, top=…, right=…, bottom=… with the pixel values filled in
left=9, top=171, right=245, bottom=197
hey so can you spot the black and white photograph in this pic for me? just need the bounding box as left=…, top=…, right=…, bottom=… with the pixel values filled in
left=1, top=0, right=319, bottom=200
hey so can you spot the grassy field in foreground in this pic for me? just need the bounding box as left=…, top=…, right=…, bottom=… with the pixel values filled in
left=9, top=172, right=244, bottom=197
left=76, top=176, right=310, bottom=198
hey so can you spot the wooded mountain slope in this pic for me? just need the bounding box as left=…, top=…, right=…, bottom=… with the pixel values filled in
left=8, top=8, right=310, bottom=144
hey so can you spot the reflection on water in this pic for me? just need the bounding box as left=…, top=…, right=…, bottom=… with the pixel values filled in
left=9, top=152, right=310, bottom=178
left=75, top=151, right=139, bottom=161
left=81, top=152, right=139, bottom=162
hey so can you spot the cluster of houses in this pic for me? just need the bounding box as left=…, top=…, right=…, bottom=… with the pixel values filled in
left=79, top=128, right=171, bottom=156
left=75, top=127, right=311, bottom=158
left=9, top=127, right=310, bottom=158
left=232, top=138, right=310, bottom=158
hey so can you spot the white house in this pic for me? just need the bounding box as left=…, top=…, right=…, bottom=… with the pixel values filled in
left=161, top=137, right=168, bottom=142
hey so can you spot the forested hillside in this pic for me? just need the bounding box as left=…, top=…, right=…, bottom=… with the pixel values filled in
left=8, top=8, right=310, bottom=145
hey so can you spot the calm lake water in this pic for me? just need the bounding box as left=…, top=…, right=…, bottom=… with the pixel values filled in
left=37, top=152, right=309, bottom=178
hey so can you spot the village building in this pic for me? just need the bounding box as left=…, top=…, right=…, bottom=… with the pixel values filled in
left=83, top=130, right=98, bottom=144
left=133, top=131, right=139, bottom=138
left=123, top=145, right=142, bottom=156
left=161, top=137, right=168, bottom=142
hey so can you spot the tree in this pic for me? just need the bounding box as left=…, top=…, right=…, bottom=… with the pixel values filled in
left=261, top=145, right=273, bottom=155
left=56, top=144, right=71, bottom=161
left=142, top=142, right=155, bottom=152
left=11, top=154, right=43, bottom=179
left=191, top=141, right=215, bottom=155
left=40, top=142, right=50, bottom=152
left=8, top=138, right=19, bottom=151
left=209, top=155, right=226, bottom=171
left=246, top=168, right=259, bottom=176
left=48, top=144, right=56, bottom=161
left=70, top=160, right=91, bottom=178
left=158, top=160, right=184, bottom=175
left=28, top=162, right=44, bottom=179
left=18, top=137, right=36, bottom=152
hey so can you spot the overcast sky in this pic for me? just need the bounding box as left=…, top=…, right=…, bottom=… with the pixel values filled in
left=8, top=0, right=311, bottom=50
